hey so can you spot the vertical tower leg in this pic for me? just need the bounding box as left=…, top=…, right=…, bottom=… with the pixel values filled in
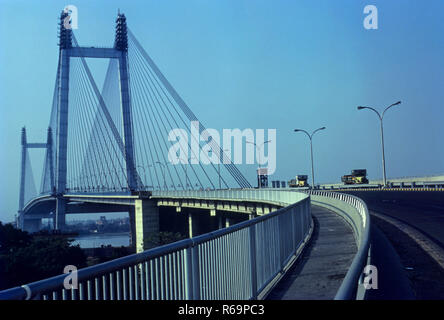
left=55, top=48, right=70, bottom=230
left=18, top=127, right=27, bottom=230
left=47, top=127, right=55, bottom=193
left=115, top=13, right=137, bottom=191
left=118, top=53, right=137, bottom=191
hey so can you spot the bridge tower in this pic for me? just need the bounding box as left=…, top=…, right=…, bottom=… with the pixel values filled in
left=18, top=127, right=52, bottom=232
left=115, top=13, right=137, bottom=192
left=54, top=11, right=137, bottom=230
left=55, top=11, right=71, bottom=231
left=18, top=127, right=27, bottom=229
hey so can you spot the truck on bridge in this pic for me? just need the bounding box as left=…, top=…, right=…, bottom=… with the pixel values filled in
left=341, top=169, right=369, bottom=185
left=288, top=175, right=309, bottom=188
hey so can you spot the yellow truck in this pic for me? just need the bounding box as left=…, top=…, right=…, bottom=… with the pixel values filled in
left=289, top=175, right=309, bottom=188
left=341, top=169, right=369, bottom=185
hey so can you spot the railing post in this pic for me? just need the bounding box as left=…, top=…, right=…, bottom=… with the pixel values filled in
left=192, top=245, right=201, bottom=300
left=185, top=244, right=201, bottom=300
left=249, top=224, right=258, bottom=299
left=292, top=205, right=297, bottom=252
left=185, top=246, right=193, bottom=299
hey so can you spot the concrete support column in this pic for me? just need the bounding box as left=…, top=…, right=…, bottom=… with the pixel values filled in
left=55, top=198, right=66, bottom=231
left=188, top=213, right=193, bottom=238
left=128, top=207, right=136, bottom=249
left=134, top=199, right=159, bottom=253
left=188, top=212, right=200, bottom=238
left=17, top=213, right=24, bottom=230
left=249, top=213, right=256, bottom=220
left=218, top=215, right=223, bottom=229
left=225, top=218, right=231, bottom=228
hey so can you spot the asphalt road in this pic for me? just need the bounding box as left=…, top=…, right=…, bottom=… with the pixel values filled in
left=343, top=190, right=444, bottom=246
left=341, top=190, right=444, bottom=299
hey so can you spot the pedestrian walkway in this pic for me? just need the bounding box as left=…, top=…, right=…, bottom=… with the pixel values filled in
left=267, top=205, right=357, bottom=299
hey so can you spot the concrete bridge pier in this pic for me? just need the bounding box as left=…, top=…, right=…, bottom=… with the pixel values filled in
left=187, top=212, right=200, bottom=238
left=128, top=208, right=136, bottom=249
left=218, top=215, right=223, bottom=229
left=133, top=199, right=159, bottom=253
left=55, top=198, right=66, bottom=231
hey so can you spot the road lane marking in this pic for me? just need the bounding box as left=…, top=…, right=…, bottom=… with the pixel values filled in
left=371, top=211, right=444, bottom=270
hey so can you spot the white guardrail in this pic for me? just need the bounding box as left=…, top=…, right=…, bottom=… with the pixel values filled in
left=305, top=190, right=371, bottom=300
left=0, top=190, right=312, bottom=300
left=0, top=189, right=370, bottom=300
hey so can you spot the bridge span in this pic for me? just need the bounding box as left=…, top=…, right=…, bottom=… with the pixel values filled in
left=0, top=190, right=372, bottom=300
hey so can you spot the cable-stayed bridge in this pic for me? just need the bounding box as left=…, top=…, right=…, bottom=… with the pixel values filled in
left=8, top=11, right=443, bottom=301
left=18, top=11, right=253, bottom=237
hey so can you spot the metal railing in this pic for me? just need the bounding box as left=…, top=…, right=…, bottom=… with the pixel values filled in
left=0, top=191, right=311, bottom=300
left=151, top=189, right=308, bottom=206
left=305, top=190, right=371, bottom=300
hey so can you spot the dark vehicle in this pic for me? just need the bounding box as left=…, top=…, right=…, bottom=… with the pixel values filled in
left=289, top=175, right=309, bottom=187
left=342, top=169, right=369, bottom=185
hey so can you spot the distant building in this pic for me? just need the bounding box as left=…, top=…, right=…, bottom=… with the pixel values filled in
left=257, top=168, right=268, bottom=188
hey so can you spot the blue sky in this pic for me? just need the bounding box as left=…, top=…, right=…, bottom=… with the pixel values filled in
left=1, top=0, right=443, bottom=222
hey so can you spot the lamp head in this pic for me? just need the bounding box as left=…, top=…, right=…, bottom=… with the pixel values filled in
left=357, top=106, right=365, bottom=110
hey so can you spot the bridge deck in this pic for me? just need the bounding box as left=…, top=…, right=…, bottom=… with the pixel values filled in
left=267, top=205, right=357, bottom=300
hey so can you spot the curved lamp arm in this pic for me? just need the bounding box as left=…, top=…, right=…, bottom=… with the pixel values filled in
left=311, top=127, right=326, bottom=138
left=294, top=129, right=311, bottom=140
left=382, top=101, right=401, bottom=119
left=357, top=106, right=382, bottom=120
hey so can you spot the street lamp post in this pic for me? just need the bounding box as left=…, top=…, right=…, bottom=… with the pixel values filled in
left=294, top=127, right=326, bottom=189
left=357, top=101, right=401, bottom=187
left=246, top=140, right=271, bottom=189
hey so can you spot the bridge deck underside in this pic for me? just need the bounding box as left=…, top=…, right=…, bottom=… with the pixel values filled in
left=267, top=205, right=357, bottom=300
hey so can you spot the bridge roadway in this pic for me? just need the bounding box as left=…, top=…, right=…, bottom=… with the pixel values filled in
left=267, top=205, right=357, bottom=299
left=342, top=190, right=444, bottom=299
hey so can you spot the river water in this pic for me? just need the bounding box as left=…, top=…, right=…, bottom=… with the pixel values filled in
left=72, top=232, right=130, bottom=248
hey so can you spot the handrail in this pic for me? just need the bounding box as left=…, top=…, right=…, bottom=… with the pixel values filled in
left=4, top=189, right=371, bottom=300
left=305, top=190, right=371, bottom=300
left=1, top=191, right=311, bottom=300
